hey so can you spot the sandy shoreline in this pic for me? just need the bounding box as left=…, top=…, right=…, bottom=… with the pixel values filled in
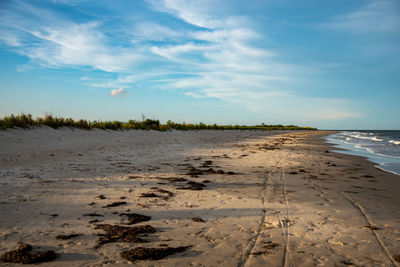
left=0, top=128, right=399, bottom=266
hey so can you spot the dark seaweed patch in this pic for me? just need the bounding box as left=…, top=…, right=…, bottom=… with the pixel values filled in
left=83, top=213, right=104, bottom=217
left=102, top=201, right=127, bottom=208
left=186, top=181, right=206, bottom=190
left=95, top=224, right=156, bottom=245
left=191, top=217, right=205, bottom=222
left=0, top=243, right=57, bottom=264
left=119, top=213, right=151, bottom=225
left=140, top=193, right=158, bottom=198
left=120, top=246, right=190, bottom=262
left=158, top=177, right=187, bottom=182
left=55, top=233, right=82, bottom=240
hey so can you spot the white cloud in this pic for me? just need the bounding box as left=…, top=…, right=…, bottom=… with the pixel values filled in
left=133, top=22, right=183, bottom=42
left=110, top=88, right=128, bottom=96
left=0, top=2, right=144, bottom=72
left=147, top=0, right=246, bottom=29
left=324, top=0, right=400, bottom=33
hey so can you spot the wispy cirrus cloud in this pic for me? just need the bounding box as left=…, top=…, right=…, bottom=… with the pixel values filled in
left=0, top=1, right=145, bottom=72
left=323, top=0, right=400, bottom=33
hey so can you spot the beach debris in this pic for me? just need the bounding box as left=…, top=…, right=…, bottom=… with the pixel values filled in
left=191, top=217, right=205, bottom=222
left=289, top=171, right=298, bottom=175
left=215, top=169, right=225, bottom=174
left=185, top=181, right=206, bottom=190
left=55, top=233, right=82, bottom=240
left=140, top=188, right=174, bottom=199
left=97, top=195, right=106, bottom=199
left=202, top=168, right=216, bottom=174
left=156, top=188, right=174, bottom=197
left=365, top=225, right=381, bottom=231
left=102, top=201, right=127, bottom=208
left=83, top=213, right=104, bottom=217
left=186, top=167, right=204, bottom=177
left=95, top=224, right=156, bottom=245
left=120, top=246, right=190, bottom=262
left=226, top=171, right=236, bottom=175
left=393, top=254, right=400, bottom=262
left=202, top=180, right=211, bottom=183
left=0, top=243, right=57, bottom=264
left=89, top=219, right=102, bottom=224
left=199, top=160, right=213, bottom=167
left=158, top=177, right=187, bottom=183
left=250, top=241, right=279, bottom=256
left=362, top=174, right=374, bottom=178
left=140, top=193, right=158, bottom=198
left=340, top=260, right=354, bottom=265
left=119, top=213, right=151, bottom=225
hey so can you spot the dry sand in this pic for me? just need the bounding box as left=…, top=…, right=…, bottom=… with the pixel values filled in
left=0, top=128, right=399, bottom=266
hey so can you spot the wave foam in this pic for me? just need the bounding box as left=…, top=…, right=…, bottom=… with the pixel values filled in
left=389, top=140, right=400, bottom=145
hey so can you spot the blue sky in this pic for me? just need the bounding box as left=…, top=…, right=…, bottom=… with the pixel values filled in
left=0, top=0, right=399, bottom=129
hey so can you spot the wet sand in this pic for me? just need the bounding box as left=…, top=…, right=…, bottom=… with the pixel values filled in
left=0, top=128, right=399, bottom=266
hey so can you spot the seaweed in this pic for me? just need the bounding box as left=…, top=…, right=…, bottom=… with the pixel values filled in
left=159, top=177, right=187, bottom=182
left=83, top=213, right=104, bottom=217
left=191, top=217, right=205, bottom=222
left=95, top=224, right=156, bottom=245
left=394, top=254, right=400, bottom=262
left=140, top=193, right=158, bottom=198
left=186, top=181, right=206, bottom=190
left=156, top=188, right=174, bottom=197
left=119, top=213, right=151, bottom=224
left=0, top=243, right=57, bottom=264
left=102, top=201, right=127, bottom=208
left=55, top=233, right=82, bottom=240
left=120, top=246, right=190, bottom=262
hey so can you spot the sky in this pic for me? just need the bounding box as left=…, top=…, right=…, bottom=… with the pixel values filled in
left=0, top=0, right=399, bottom=129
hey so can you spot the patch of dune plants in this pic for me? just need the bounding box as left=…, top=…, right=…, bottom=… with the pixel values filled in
left=0, top=113, right=317, bottom=131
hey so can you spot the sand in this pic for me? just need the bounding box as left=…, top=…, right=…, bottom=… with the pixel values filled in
left=0, top=128, right=399, bottom=266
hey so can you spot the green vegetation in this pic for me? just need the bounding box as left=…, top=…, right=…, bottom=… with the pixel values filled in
left=0, top=113, right=317, bottom=131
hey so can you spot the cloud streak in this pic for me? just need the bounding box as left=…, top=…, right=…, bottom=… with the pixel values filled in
left=323, top=0, right=400, bottom=33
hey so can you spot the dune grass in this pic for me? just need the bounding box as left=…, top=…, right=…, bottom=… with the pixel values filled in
left=0, top=113, right=317, bottom=131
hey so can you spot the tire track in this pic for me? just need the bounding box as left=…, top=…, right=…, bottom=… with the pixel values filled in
left=236, top=146, right=285, bottom=267
left=343, top=193, right=398, bottom=267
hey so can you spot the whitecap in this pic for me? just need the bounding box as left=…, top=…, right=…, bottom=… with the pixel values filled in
left=389, top=140, right=400, bottom=145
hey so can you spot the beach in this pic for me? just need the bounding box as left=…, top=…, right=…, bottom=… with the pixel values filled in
left=0, top=128, right=399, bottom=266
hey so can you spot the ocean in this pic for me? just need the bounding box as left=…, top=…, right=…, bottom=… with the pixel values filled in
left=325, top=130, right=400, bottom=176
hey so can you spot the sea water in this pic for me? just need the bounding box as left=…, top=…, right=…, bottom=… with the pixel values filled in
left=326, top=130, right=400, bottom=176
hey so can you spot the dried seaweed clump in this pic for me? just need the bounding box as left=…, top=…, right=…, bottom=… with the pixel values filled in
left=186, top=181, right=206, bottom=190
left=119, top=213, right=151, bottom=225
left=393, top=254, right=400, bottom=262
left=95, top=224, right=156, bottom=245
left=0, top=243, right=57, bottom=264
left=55, top=233, right=82, bottom=240
left=191, top=217, right=205, bottom=222
left=120, top=246, right=190, bottom=262
left=102, top=201, right=127, bottom=208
